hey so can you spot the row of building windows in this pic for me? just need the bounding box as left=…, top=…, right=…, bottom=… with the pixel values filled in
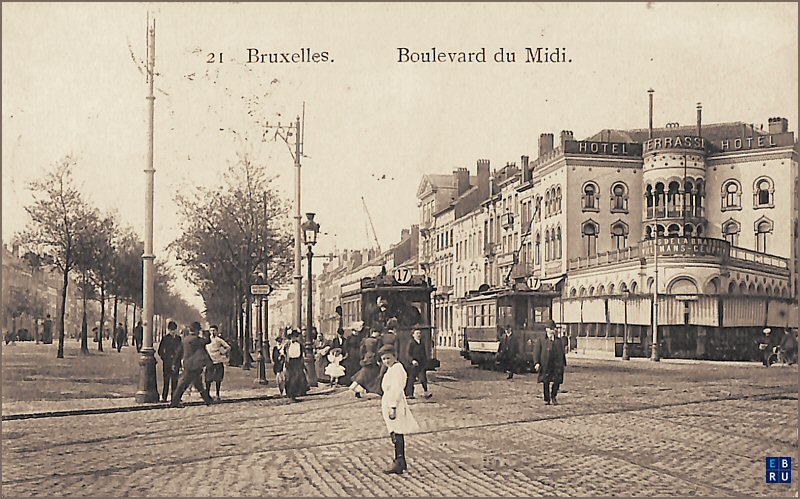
left=721, top=176, right=775, bottom=210
left=581, top=220, right=630, bottom=257
left=722, top=217, right=774, bottom=253
left=582, top=182, right=629, bottom=213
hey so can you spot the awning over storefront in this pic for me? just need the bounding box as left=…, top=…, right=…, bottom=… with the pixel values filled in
left=766, top=300, right=792, bottom=328
left=607, top=298, right=626, bottom=323
left=582, top=298, right=606, bottom=323
left=561, top=299, right=582, bottom=323
left=627, top=296, right=652, bottom=326
left=658, top=296, right=684, bottom=325
left=689, top=296, right=719, bottom=326
left=722, top=296, right=766, bottom=327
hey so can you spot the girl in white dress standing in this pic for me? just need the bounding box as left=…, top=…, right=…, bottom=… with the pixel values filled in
left=378, top=344, right=420, bottom=474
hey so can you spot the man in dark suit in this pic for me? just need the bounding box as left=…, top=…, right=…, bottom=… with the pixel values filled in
left=497, top=326, right=518, bottom=379
left=404, top=329, right=431, bottom=399
left=158, top=320, right=182, bottom=402
left=534, top=320, right=567, bottom=405
left=170, top=321, right=213, bottom=407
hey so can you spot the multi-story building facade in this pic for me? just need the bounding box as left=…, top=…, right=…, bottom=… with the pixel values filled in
left=415, top=102, right=798, bottom=360
left=418, top=163, right=490, bottom=348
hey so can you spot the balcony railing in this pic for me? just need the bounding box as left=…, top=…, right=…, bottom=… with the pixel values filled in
left=645, top=205, right=705, bottom=220
left=729, top=246, right=789, bottom=269
left=568, top=246, right=641, bottom=270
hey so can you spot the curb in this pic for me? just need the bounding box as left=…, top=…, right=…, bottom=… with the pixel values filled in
left=2, top=388, right=337, bottom=421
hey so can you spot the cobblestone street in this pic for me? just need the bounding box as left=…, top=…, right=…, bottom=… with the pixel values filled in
left=2, top=353, right=797, bottom=497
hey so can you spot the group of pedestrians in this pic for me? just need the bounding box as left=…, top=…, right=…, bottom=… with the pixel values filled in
left=270, top=330, right=310, bottom=401
left=497, top=320, right=568, bottom=405
left=156, top=320, right=231, bottom=407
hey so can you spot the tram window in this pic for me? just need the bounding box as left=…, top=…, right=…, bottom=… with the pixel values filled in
left=534, top=306, right=550, bottom=324
left=480, top=304, right=486, bottom=326
left=488, top=303, right=495, bottom=326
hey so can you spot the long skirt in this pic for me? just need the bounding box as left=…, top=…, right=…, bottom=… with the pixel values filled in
left=285, top=358, right=309, bottom=398
left=351, top=363, right=381, bottom=394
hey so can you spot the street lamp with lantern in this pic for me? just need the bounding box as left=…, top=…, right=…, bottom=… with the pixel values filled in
left=301, top=212, right=320, bottom=387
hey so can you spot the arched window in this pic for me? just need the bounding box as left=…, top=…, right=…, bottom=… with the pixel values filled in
left=755, top=217, right=773, bottom=253
left=721, top=179, right=741, bottom=210
left=545, top=229, right=551, bottom=261
left=611, top=182, right=628, bottom=212
left=654, top=182, right=665, bottom=217
left=668, top=224, right=680, bottom=237
left=582, top=182, right=599, bottom=211
left=722, top=219, right=740, bottom=247
left=545, top=191, right=551, bottom=216
left=556, top=225, right=562, bottom=259
left=754, top=177, right=774, bottom=208
left=667, top=181, right=680, bottom=217
left=582, top=221, right=598, bottom=257
left=535, top=196, right=542, bottom=221
left=556, top=186, right=562, bottom=213
left=535, top=232, right=541, bottom=265
left=611, top=221, right=628, bottom=250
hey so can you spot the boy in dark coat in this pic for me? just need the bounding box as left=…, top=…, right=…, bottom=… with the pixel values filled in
left=533, top=320, right=567, bottom=405
left=170, top=321, right=213, bottom=407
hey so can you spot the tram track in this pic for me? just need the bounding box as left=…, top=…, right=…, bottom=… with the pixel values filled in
left=3, top=388, right=795, bottom=486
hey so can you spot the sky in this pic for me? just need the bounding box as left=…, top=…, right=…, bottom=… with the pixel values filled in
left=3, top=2, right=797, bottom=311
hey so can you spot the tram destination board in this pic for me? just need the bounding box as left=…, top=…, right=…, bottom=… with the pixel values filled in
left=250, top=284, right=274, bottom=296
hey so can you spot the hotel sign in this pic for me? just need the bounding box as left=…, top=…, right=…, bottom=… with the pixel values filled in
left=565, top=140, right=642, bottom=157
left=713, top=132, right=794, bottom=152
left=641, top=237, right=729, bottom=259
left=643, top=136, right=706, bottom=153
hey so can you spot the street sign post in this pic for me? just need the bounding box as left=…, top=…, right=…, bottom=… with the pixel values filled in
left=250, top=284, right=274, bottom=296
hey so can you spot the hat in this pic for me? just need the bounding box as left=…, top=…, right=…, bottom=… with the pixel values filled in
left=378, top=344, right=396, bottom=356
left=349, top=321, right=365, bottom=331
left=288, top=329, right=301, bottom=338
left=545, top=320, right=557, bottom=329
left=763, top=328, right=772, bottom=334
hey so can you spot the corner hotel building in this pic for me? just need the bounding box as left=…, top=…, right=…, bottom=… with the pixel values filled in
left=417, top=96, right=798, bottom=360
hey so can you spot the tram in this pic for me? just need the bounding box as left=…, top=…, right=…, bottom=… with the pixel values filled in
left=460, top=283, right=558, bottom=371
left=339, top=270, right=439, bottom=370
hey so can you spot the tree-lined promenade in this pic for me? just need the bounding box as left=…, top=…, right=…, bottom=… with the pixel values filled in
left=11, top=152, right=293, bottom=363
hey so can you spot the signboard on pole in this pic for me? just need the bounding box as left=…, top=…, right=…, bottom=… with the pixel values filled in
left=250, top=284, right=274, bottom=296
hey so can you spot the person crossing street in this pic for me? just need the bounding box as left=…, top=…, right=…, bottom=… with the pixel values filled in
left=170, top=321, right=213, bottom=408
left=533, top=320, right=567, bottom=405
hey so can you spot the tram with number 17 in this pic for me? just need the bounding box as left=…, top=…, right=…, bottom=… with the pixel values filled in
left=460, top=279, right=559, bottom=372
left=338, top=269, right=440, bottom=371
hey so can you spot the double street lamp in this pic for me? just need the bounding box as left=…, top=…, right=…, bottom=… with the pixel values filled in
left=301, top=212, right=320, bottom=387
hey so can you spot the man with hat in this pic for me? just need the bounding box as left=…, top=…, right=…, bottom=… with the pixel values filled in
left=170, top=321, right=213, bottom=407
left=496, top=325, right=518, bottom=379
left=533, top=320, right=567, bottom=405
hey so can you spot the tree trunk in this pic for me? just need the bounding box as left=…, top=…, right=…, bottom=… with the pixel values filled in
left=131, top=305, right=136, bottom=339
left=124, top=301, right=129, bottom=334
left=80, top=274, right=89, bottom=354
left=57, top=265, right=69, bottom=358
left=98, top=284, right=106, bottom=352
left=112, top=295, right=119, bottom=349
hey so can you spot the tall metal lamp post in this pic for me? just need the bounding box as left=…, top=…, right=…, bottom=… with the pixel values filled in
left=622, top=288, right=631, bottom=360
left=302, top=212, right=320, bottom=387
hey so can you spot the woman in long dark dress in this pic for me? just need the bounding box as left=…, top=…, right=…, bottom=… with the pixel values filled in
left=343, top=322, right=365, bottom=384
left=349, top=329, right=382, bottom=397
left=284, top=331, right=309, bottom=401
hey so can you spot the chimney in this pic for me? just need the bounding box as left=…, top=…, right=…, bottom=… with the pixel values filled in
left=559, top=130, right=573, bottom=147
left=521, top=155, right=531, bottom=183
left=401, top=228, right=410, bottom=240
left=538, top=133, right=554, bottom=157
left=768, top=117, right=788, bottom=134
left=648, top=88, right=655, bottom=139
left=410, top=225, right=419, bottom=256
left=453, top=167, right=470, bottom=197
left=476, top=159, right=490, bottom=199
left=696, top=102, right=702, bottom=137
